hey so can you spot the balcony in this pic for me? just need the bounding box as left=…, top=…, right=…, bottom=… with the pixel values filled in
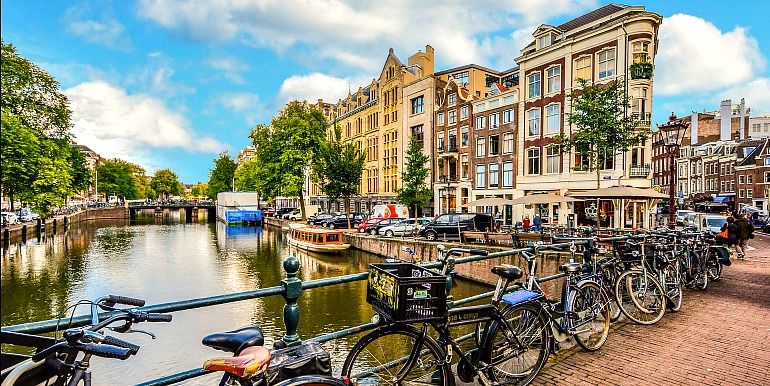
left=629, top=62, right=653, bottom=80
left=438, top=175, right=459, bottom=184
left=629, top=164, right=651, bottom=178
left=631, top=112, right=651, bottom=128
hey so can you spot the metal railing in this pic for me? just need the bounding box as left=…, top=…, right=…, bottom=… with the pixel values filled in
left=1, top=236, right=639, bottom=385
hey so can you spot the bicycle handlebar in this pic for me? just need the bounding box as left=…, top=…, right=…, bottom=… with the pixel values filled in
left=104, top=295, right=146, bottom=307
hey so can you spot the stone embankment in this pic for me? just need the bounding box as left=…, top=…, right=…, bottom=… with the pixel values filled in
left=1, top=207, right=128, bottom=243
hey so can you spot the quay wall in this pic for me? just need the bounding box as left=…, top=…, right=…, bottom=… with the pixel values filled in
left=1, top=207, right=129, bottom=244
left=262, top=218, right=570, bottom=295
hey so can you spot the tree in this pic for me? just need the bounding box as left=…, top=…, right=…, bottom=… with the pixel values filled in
left=396, top=136, right=433, bottom=221
left=190, top=183, right=208, bottom=198
left=251, top=101, right=328, bottom=218
left=151, top=169, right=183, bottom=199
left=96, top=159, right=142, bottom=200
left=311, top=124, right=366, bottom=224
left=551, top=79, right=647, bottom=188
left=207, top=151, right=237, bottom=200
left=249, top=124, right=283, bottom=203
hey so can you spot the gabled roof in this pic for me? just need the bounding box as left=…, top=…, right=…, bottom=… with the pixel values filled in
left=736, top=139, right=768, bottom=166
left=556, top=3, right=629, bottom=33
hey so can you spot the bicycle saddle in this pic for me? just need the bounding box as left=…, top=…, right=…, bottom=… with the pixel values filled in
left=203, top=346, right=271, bottom=378
left=203, top=326, right=265, bottom=355
left=491, top=265, right=523, bottom=281
left=559, top=263, right=583, bottom=273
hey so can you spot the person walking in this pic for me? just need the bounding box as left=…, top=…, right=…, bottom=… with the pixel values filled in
left=533, top=214, right=542, bottom=233
left=716, top=216, right=738, bottom=250
left=735, top=212, right=754, bottom=259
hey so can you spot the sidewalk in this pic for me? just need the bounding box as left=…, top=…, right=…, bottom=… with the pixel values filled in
left=532, top=233, right=770, bottom=385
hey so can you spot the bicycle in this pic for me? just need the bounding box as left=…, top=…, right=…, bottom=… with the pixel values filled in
left=612, top=238, right=668, bottom=325
left=341, top=245, right=551, bottom=385
left=1, top=295, right=171, bottom=386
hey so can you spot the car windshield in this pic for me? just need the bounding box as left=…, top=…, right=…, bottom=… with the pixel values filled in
left=706, top=218, right=727, bottom=227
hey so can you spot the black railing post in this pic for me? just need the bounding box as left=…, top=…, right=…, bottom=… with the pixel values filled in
left=281, top=256, right=302, bottom=346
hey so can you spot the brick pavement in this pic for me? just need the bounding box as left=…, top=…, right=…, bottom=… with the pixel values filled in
left=530, top=232, right=770, bottom=386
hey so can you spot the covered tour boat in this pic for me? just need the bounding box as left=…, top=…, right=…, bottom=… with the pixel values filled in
left=287, top=223, right=350, bottom=253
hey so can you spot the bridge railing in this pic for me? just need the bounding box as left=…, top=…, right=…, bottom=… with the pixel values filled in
left=1, top=235, right=639, bottom=385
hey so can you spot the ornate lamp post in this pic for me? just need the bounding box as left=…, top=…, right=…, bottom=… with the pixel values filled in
left=656, top=113, right=689, bottom=229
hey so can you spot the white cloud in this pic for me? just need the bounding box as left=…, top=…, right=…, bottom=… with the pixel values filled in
left=275, top=73, right=371, bottom=109
left=124, top=52, right=196, bottom=96
left=65, top=81, right=227, bottom=168
left=206, top=56, right=251, bottom=85
left=656, top=14, right=766, bottom=96
left=216, top=92, right=265, bottom=125
left=61, top=4, right=132, bottom=51
left=137, top=0, right=599, bottom=72
left=720, top=78, right=770, bottom=115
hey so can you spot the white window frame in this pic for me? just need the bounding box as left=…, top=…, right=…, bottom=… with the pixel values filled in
left=527, top=109, right=541, bottom=137
left=476, top=137, right=486, bottom=157
left=476, top=116, right=486, bottom=130
left=574, top=56, right=592, bottom=83
left=476, top=165, right=486, bottom=188
left=546, top=147, right=559, bottom=174
left=503, top=109, right=514, bottom=124
left=527, top=72, right=541, bottom=99
left=503, top=132, right=514, bottom=154
left=598, top=48, right=616, bottom=79
left=545, top=104, right=560, bottom=134
left=527, top=147, right=541, bottom=175
left=411, top=96, right=424, bottom=115
left=461, top=106, right=469, bottom=119
left=546, top=66, right=561, bottom=94
left=448, top=94, right=457, bottom=106
left=488, top=163, right=499, bottom=187
left=438, top=112, right=444, bottom=125
left=461, top=126, right=469, bottom=148
left=502, top=162, right=513, bottom=187
left=449, top=110, right=457, bottom=125
left=489, top=113, right=500, bottom=129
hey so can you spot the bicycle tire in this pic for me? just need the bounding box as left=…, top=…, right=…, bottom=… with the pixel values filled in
left=693, top=253, right=709, bottom=291
left=569, top=281, right=610, bottom=352
left=614, top=270, right=666, bottom=325
left=272, top=375, right=349, bottom=386
left=481, top=303, right=550, bottom=386
left=664, top=263, right=683, bottom=312
left=601, top=265, right=623, bottom=322
left=340, top=324, right=450, bottom=385
left=706, top=252, right=722, bottom=281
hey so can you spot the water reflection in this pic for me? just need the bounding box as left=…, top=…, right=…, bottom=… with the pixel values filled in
left=1, top=220, right=491, bottom=385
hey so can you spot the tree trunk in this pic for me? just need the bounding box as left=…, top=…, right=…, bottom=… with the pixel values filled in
left=345, top=196, right=351, bottom=229
left=298, top=190, right=307, bottom=224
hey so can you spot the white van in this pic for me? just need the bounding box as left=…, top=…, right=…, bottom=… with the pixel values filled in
left=371, top=204, right=409, bottom=220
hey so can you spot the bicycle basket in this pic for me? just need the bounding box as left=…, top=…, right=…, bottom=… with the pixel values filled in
left=366, top=263, right=447, bottom=323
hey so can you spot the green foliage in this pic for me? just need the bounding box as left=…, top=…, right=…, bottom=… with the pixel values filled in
left=96, top=159, right=142, bottom=200
left=190, top=183, right=208, bottom=198
left=249, top=124, right=282, bottom=201
left=551, top=79, right=648, bottom=188
left=234, top=159, right=260, bottom=192
left=396, top=136, right=433, bottom=217
left=207, top=151, right=237, bottom=199
left=151, top=169, right=183, bottom=199
left=311, top=123, right=366, bottom=222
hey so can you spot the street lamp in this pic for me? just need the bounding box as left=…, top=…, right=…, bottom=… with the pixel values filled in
left=656, top=113, right=689, bottom=229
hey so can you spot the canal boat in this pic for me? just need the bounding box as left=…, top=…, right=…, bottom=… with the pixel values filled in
left=287, top=223, right=350, bottom=253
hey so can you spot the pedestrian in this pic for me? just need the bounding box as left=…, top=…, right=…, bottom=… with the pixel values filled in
left=735, top=212, right=755, bottom=259
left=533, top=214, right=542, bottom=233
left=716, top=216, right=738, bottom=248
left=522, top=215, right=531, bottom=231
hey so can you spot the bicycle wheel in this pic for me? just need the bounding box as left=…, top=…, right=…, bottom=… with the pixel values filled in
left=273, top=375, right=349, bottom=386
left=614, top=270, right=666, bottom=325
left=601, top=266, right=623, bottom=323
left=481, top=303, right=550, bottom=386
left=568, top=281, right=610, bottom=352
left=663, top=263, right=683, bottom=312
left=341, top=324, right=450, bottom=385
left=693, top=260, right=709, bottom=290
left=706, top=252, right=722, bottom=281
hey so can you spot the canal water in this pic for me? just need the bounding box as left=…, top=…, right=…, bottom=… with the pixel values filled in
left=1, top=216, right=491, bottom=385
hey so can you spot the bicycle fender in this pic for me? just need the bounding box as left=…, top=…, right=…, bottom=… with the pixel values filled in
left=501, top=290, right=542, bottom=306
left=574, top=278, right=600, bottom=289
left=710, top=246, right=731, bottom=266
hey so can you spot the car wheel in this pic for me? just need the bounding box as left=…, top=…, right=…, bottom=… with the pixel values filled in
left=426, top=230, right=437, bottom=241
left=385, top=230, right=394, bottom=237
left=369, top=228, right=377, bottom=236
left=328, top=223, right=335, bottom=230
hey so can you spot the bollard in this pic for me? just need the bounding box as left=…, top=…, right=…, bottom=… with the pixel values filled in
left=280, top=256, right=302, bottom=346
left=35, top=218, right=43, bottom=234
left=21, top=225, right=27, bottom=241
left=3, top=228, right=9, bottom=244
left=53, top=219, right=57, bottom=234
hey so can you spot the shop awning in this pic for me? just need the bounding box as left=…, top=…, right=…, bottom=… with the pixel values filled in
left=713, top=196, right=730, bottom=203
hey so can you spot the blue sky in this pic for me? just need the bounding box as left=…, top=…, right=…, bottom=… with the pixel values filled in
left=2, top=0, right=769, bottom=184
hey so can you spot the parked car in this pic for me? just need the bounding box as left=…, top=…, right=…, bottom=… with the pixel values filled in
left=2, top=212, right=20, bottom=226
left=357, top=218, right=385, bottom=233
left=287, top=210, right=303, bottom=221
left=379, top=217, right=433, bottom=237
left=321, top=214, right=365, bottom=229
left=683, top=212, right=698, bottom=228
left=366, top=218, right=406, bottom=235
left=676, top=210, right=693, bottom=225
left=262, top=208, right=276, bottom=217
left=763, top=222, right=770, bottom=234
left=17, top=209, right=40, bottom=222
left=309, top=213, right=335, bottom=226
left=275, top=207, right=296, bottom=218
left=696, top=214, right=728, bottom=234
left=418, top=213, right=494, bottom=241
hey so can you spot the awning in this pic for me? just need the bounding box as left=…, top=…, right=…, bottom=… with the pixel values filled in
left=713, top=196, right=730, bottom=203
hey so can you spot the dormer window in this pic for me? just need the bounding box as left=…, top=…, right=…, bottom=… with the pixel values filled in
left=539, top=34, right=552, bottom=49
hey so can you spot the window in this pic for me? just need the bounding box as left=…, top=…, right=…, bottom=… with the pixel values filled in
left=490, top=135, right=499, bottom=155
left=503, top=133, right=514, bottom=154
left=438, top=132, right=445, bottom=150
left=448, top=130, right=457, bottom=150
left=748, top=174, right=753, bottom=183
left=527, top=109, right=541, bottom=137
left=461, top=154, right=469, bottom=179
left=476, top=165, right=486, bottom=188
left=411, top=96, right=424, bottom=114
left=448, top=94, right=457, bottom=106
left=461, top=126, right=468, bottom=147
left=739, top=175, right=745, bottom=184
left=748, top=189, right=753, bottom=198
left=453, top=71, right=469, bottom=85
left=489, top=163, right=499, bottom=187
left=547, top=66, right=561, bottom=94
left=527, top=72, right=541, bottom=99
left=476, top=116, right=486, bottom=130
left=527, top=148, right=541, bottom=175
left=631, top=41, right=650, bottom=64
left=449, top=110, right=457, bottom=125
left=461, top=106, right=468, bottom=119
left=476, top=138, right=486, bottom=157
left=503, top=109, right=514, bottom=124
left=538, top=34, right=552, bottom=49
left=739, top=189, right=745, bottom=198
left=546, top=147, right=559, bottom=174
left=503, top=162, right=513, bottom=187
left=438, top=113, right=444, bottom=125
left=574, top=56, right=591, bottom=83
left=489, top=113, right=500, bottom=129
left=546, top=104, right=560, bottom=134
left=598, top=49, right=616, bottom=79
left=411, top=125, right=423, bottom=144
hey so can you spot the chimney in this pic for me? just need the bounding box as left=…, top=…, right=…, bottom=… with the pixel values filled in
left=740, top=98, right=746, bottom=139
left=720, top=99, right=731, bottom=141
left=691, top=112, right=699, bottom=144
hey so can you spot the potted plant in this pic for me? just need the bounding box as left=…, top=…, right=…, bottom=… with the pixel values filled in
left=629, top=62, right=654, bottom=79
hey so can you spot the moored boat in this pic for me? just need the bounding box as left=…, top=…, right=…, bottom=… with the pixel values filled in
left=287, top=223, right=350, bottom=253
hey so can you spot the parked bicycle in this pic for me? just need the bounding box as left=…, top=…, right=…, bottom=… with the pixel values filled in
left=612, top=238, right=668, bottom=325
left=1, top=295, right=171, bottom=386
